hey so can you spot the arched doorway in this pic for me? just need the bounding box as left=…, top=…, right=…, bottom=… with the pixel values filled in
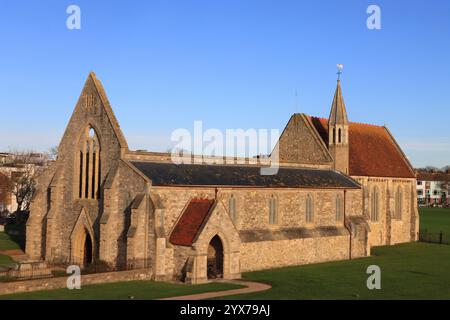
left=83, top=233, right=93, bottom=267
left=71, top=227, right=94, bottom=268
left=207, top=235, right=223, bottom=279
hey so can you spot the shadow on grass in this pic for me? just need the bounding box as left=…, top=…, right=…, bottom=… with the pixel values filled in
left=3, top=224, right=26, bottom=251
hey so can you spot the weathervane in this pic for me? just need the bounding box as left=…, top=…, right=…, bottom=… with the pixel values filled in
left=336, top=64, right=344, bottom=81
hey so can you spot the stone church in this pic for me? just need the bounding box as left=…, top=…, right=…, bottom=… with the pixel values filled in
left=26, top=72, right=419, bottom=283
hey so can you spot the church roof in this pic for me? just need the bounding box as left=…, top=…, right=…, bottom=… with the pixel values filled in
left=130, top=161, right=360, bottom=189
left=308, top=117, right=415, bottom=178
left=169, top=198, right=215, bottom=246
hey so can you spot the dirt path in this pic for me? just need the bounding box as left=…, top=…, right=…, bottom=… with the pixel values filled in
left=159, top=280, right=271, bottom=300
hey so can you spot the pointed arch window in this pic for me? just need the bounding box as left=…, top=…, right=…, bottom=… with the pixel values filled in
left=229, top=194, right=237, bottom=222
left=338, top=128, right=342, bottom=143
left=395, top=186, right=403, bottom=220
left=336, top=194, right=343, bottom=221
left=371, top=187, right=380, bottom=221
left=269, top=195, right=278, bottom=225
left=332, top=128, right=336, bottom=144
left=306, top=194, right=314, bottom=223
left=78, top=126, right=101, bottom=199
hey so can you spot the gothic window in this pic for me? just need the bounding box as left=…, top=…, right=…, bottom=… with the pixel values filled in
left=332, top=128, right=336, bottom=144
left=395, top=186, right=403, bottom=220
left=306, top=194, right=314, bottom=223
left=336, top=194, right=343, bottom=221
left=338, top=128, right=342, bottom=143
left=78, top=126, right=101, bottom=199
left=370, top=187, right=380, bottom=221
left=229, top=194, right=237, bottom=222
left=269, top=195, right=278, bottom=225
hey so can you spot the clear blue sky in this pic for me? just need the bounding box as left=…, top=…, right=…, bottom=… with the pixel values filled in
left=0, top=0, right=449, bottom=168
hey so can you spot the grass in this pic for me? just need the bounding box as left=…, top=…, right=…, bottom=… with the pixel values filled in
left=0, top=253, right=14, bottom=267
left=214, top=243, right=450, bottom=300
left=419, top=207, right=450, bottom=234
left=0, top=280, right=243, bottom=300
left=1, top=209, right=449, bottom=300
left=0, top=224, right=25, bottom=251
left=0, top=224, right=25, bottom=268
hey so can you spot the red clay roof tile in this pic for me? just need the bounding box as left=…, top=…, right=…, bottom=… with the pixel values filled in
left=309, top=117, right=415, bottom=178
left=169, top=198, right=215, bottom=246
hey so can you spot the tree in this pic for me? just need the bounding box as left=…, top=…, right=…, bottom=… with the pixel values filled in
left=7, top=150, right=47, bottom=212
left=11, top=165, right=37, bottom=212
left=47, top=146, right=58, bottom=161
left=442, top=165, right=450, bottom=173
left=0, top=172, right=12, bottom=212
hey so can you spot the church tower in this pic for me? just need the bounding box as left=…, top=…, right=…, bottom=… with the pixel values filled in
left=328, top=79, right=349, bottom=174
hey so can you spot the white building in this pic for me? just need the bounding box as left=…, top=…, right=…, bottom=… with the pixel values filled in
left=416, top=172, right=450, bottom=206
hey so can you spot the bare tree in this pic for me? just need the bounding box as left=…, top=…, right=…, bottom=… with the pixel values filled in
left=0, top=172, right=12, bottom=212
left=442, top=165, right=450, bottom=173
left=424, top=166, right=439, bottom=173
left=11, top=166, right=36, bottom=212
left=6, top=150, right=47, bottom=212
left=47, top=146, right=58, bottom=161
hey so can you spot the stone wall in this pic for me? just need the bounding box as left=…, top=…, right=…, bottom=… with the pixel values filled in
left=0, top=268, right=152, bottom=296
left=152, top=185, right=364, bottom=279
left=274, top=114, right=333, bottom=165
left=27, top=73, right=129, bottom=265
left=240, top=234, right=350, bottom=272
left=153, top=186, right=362, bottom=234
left=352, top=176, right=418, bottom=247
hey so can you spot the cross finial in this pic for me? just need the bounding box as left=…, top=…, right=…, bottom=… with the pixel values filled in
left=336, top=64, right=344, bottom=81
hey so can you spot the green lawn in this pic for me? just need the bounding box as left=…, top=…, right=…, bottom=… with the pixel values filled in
left=0, top=253, right=14, bottom=267
left=0, top=230, right=19, bottom=268
left=0, top=224, right=25, bottom=268
left=214, top=243, right=450, bottom=300
left=419, top=207, right=450, bottom=234
left=0, top=280, right=244, bottom=300
left=2, top=211, right=450, bottom=300
left=0, top=224, right=25, bottom=251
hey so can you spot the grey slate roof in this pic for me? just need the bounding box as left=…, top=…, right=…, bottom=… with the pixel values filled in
left=131, top=161, right=360, bottom=189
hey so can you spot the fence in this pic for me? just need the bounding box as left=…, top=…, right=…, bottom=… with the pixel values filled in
left=419, top=230, right=450, bottom=245
left=0, top=262, right=52, bottom=282
left=0, top=258, right=152, bottom=282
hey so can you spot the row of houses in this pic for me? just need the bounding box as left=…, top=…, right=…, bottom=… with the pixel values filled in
left=416, top=171, right=450, bottom=206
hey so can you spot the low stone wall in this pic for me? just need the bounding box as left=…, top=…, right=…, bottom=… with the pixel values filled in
left=240, top=235, right=351, bottom=272
left=0, top=268, right=152, bottom=296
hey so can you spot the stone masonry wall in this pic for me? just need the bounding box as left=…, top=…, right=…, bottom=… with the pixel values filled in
left=240, top=234, right=350, bottom=272
left=153, top=187, right=361, bottom=236
left=152, top=185, right=363, bottom=277
left=352, top=176, right=417, bottom=247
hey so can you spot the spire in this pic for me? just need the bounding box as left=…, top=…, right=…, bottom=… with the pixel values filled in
left=327, top=67, right=350, bottom=174
left=328, top=80, right=348, bottom=125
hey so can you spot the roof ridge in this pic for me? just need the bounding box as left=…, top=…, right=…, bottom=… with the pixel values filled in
left=308, top=115, right=383, bottom=128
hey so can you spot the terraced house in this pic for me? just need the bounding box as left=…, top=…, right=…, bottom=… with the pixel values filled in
left=25, top=72, right=419, bottom=284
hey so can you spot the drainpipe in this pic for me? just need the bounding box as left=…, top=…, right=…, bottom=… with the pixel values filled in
left=343, top=189, right=352, bottom=260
